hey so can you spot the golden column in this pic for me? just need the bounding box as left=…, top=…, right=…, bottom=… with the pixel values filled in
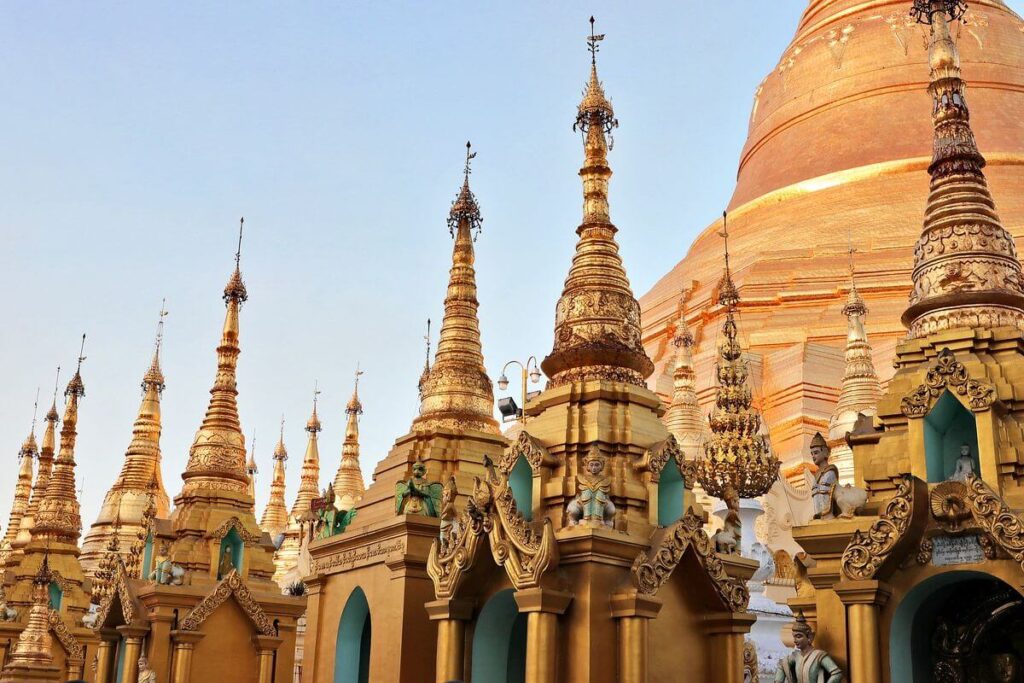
left=253, top=634, right=283, bottom=683
left=704, top=612, right=758, bottom=683
left=834, top=581, right=891, bottom=683
left=169, top=631, right=205, bottom=683
left=610, top=592, right=663, bottom=683
left=514, top=588, right=572, bottom=683
left=116, top=625, right=148, bottom=683
left=93, top=631, right=118, bottom=683
left=425, top=598, right=474, bottom=683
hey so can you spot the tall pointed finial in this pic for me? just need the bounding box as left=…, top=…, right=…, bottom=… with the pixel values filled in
left=306, top=380, right=323, bottom=433
left=448, top=142, right=482, bottom=238
left=31, top=387, right=40, bottom=434
left=51, top=366, right=61, bottom=406
left=236, top=217, right=244, bottom=269
left=716, top=212, right=740, bottom=309
left=66, top=334, right=87, bottom=398
left=424, top=318, right=432, bottom=371
left=347, top=364, right=365, bottom=416
left=587, top=16, right=604, bottom=66
left=224, top=218, right=249, bottom=303
left=313, top=380, right=320, bottom=411
left=279, top=414, right=285, bottom=444
left=155, top=299, right=168, bottom=356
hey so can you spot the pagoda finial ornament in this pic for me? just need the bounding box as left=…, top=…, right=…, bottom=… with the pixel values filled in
left=828, top=241, right=882, bottom=484
left=34, top=335, right=87, bottom=543
left=291, top=384, right=322, bottom=519
left=418, top=318, right=432, bottom=398
left=902, top=0, right=1024, bottom=336
left=415, top=143, right=499, bottom=434
left=335, top=368, right=367, bottom=510
left=542, top=18, right=653, bottom=388
left=181, top=220, right=250, bottom=497
left=5, top=556, right=56, bottom=668
left=260, top=417, right=289, bottom=539
left=697, top=215, right=779, bottom=551
left=662, top=293, right=709, bottom=456
left=12, top=368, right=60, bottom=553
left=246, top=431, right=258, bottom=501
left=1, top=394, right=39, bottom=563
left=82, top=303, right=172, bottom=575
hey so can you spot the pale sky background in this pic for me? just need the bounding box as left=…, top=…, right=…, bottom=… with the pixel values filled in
left=3, top=2, right=1019, bottom=528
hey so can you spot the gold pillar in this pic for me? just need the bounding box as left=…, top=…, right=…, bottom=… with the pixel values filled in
left=67, top=660, right=85, bottom=681
left=425, top=598, right=474, bottom=683
left=514, top=587, right=572, bottom=683
left=610, top=591, right=663, bottom=683
left=116, top=625, right=148, bottom=683
left=253, top=635, right=283, bottom=683
left=704, top=611, right=757, bottom=683
left=94, top=635, right=117, bottom=683
left=169, top=631, right=205, bottom=683
left=835, top=580, right=891, bottom=683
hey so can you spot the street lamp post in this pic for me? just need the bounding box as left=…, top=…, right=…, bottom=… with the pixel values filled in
left=497, top=357, right=542, bottom=423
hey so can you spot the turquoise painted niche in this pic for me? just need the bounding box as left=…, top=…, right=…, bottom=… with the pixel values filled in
left=658, top=460, right=685, bottom=526
left=509, top=456, right=533, bottom=521
left=334, top=587, right=371, bottom=683
left=141, top=532, right=154, bottom=580
left=47, top=581, right=63, bottom=610
left=471, top=589, right=527, bottom=683
left=217, top=527, right=245, bottom=578
left=924, top=391, right=980, bottom=482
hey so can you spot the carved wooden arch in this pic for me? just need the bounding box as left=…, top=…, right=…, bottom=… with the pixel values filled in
left=497, top=431, right=557, bottom=475
left=965, top=476, right=1024, bottom=574
left=841, top=475, right=928, bottom=580
left=633, top=435, right=685, bottom=479
left=210, top=517, right=263, bottom=544
left=630, top=512, right=750, bottom=612
left=48, top=610, right=85, bottom=662
left=428, top=470, right=558, bottom=600
left=179, top=570, right=276, bottom=636
left=901, top=348, right=997, bottom=418
left=94, top=559, right=140, bottom=629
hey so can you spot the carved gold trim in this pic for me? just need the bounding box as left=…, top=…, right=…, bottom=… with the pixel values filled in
left=210, top=517, right=262, bottom=544
left=965, top=476, right=1024, bottom=573
left=630, top=512, right=750, bottom=612
left=48, top=610, right=84, bottom=661
left=427, top=476, right=493, bottom=600
left=489, top=476, right=557, bottom=590
left=900, top=348, right=996, bottom=418
left=632, top=435, right=684, bottom=477
left=179, top=569, right=275, bottom=636
left=842, top=475, right=923, bottom=580
left=93, top=559, right=138, bottom=629
left=497, top=431, right=557, bottom=475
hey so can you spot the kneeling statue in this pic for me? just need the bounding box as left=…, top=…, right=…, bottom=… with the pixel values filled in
left=775, top=612, right=842, bottom=683
left=566, top=449, right=615, bottom=528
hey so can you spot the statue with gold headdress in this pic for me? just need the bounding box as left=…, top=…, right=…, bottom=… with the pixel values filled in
left=566, top=448, right=615, bottom=527
left=395, top=457, right=444, bottom=517
left=774, top=612, right=843, bottom=683
left=810, top=433, right=840, bottom=519
left=138, top=654, right=157, bottom=683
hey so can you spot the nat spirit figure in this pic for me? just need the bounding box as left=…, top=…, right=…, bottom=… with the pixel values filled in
left=566, top=449, right=615, bottom=527
left=775, top=612, right=843, bottom=683
left=810, top=433, right=839, bottom=519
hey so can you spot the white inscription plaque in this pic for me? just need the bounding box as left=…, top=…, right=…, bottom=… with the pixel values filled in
left=931, top=535, right=985, bottom=567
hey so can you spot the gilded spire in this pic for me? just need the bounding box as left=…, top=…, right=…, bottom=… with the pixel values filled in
left=662, top=295, right=709, bottom=455
left=6, top=557, right=55, bottom=667
left=1, top=395, right=39, bottom=561
left=418, top=318, right=431, bottom=398
left=83, top=303, right=171, bottom=574
left=698, top=218, right=779, bottom=516
left=415, top=143, right=499, bottom=433
left=13, top=368, right=60, bottom=552
left=335, top=369, right=366, bottom=510
left=180, top=219, right=250, bottom=496
left=34, top=336, right=87, bottom=544
left=828, top=243, right=882, bottom=484
left=291, top=386, right=322, bottom=519
left=260, top=417, right=289, bottom=538
left=246, top=431, right=258, bottom=501
left=903, top=1, right=1024, bottom=336
left=542, top=18, right=653, bottom=388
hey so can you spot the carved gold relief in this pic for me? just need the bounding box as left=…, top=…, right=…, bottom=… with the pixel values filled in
left=630, top=512, right=750, bottom=612
left=842, top=475, right=919, bottom=581
left=633, top=435, right=684, bottom=477
left=48, top=610, right=85, bottom=661
left=964, top=476, right=1024, bottom=573
left=179, top=569, right=275, bottom=636
left=497, top=431, right=556, bottom=475
left=900, top=348, right=996, bottom=417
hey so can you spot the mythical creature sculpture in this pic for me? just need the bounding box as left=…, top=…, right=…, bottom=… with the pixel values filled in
left=81, top=604, right=100, bottom=629
left=395, top=457, right=443, bottom=517
left=774, top=612, right=843, bottom=683
left=149, top=542, right=185, bottom=586
left=950, top=443, right=976, bottom=481
left=137, top=655, right=157, bottom=683
left=566, top=449, right=615, bottom=528
left=0, top=599, right=17, bottom=622
left=315, top=503, right=357, bottom=540
left=712, top=509, right=741, bottom=554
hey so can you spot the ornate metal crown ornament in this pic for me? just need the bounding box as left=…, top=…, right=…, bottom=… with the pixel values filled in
left=911, top=0, right=968, bottom=24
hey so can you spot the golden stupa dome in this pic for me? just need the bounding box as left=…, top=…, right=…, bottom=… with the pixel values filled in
left=640, top=0, right=1024, bottom=463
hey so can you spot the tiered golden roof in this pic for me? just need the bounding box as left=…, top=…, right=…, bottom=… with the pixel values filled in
left=12, top=373, right=60, bottom=556
left=903, top=0, right=1024, bottom=336
left=334, top=373, right=366, bottom=511
left=81, top=308, right=170, bottom=575
left=828, top=248, right=882, bottom=483
left=415, top=142, right=499, bottom=434
left=697, top=225, right=779, bottom=508
left=260, top=419, right=290, bottom=539
left=1, top=425, right=37, bottom=563
left=541, top=21, right=653, bottom=388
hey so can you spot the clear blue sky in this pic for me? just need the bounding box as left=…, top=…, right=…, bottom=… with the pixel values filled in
left=3, top=2, right=1005, bottom=525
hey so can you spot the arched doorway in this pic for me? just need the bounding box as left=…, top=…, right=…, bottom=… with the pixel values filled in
left=334, top=587, right=371, bottom=683
left=891, top=570, right=1024, bottom=682
left=471, top=589, right=527, bottom=683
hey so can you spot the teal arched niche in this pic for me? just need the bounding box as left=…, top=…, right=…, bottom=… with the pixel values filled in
left=217, top=527, right=245, bottom=578
left=924, top=391, right=979, bottom=482
left=509, top=456, right=533, bottom=521
left=471, top=589, right=527, bottom=683
left=48, top=581, right=62, bottom=610
left=335, top=587, right=371, bottom=683
left=890, top=570, right=1006, bottom=683
left=657, top=460, right=685, bottom=526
